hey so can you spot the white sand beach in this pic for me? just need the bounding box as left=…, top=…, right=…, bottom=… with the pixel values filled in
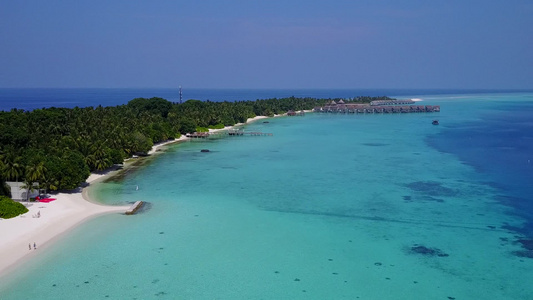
left=0, top=176, right=130, bottom=277
left=0, top=114, right=279, bottom=278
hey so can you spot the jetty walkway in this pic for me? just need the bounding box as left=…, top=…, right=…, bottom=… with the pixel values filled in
left=313, top=99, right=440, bottom=114
left=186, top=129, right=273, bottom=139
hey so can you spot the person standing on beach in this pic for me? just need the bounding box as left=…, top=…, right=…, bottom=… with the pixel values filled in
left=29, top=243, right=31, bottom=250
left=33, top=242, right=36, bottom=250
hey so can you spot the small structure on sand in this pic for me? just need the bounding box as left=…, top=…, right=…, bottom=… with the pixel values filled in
left=287, top=110, right=305, bottom=116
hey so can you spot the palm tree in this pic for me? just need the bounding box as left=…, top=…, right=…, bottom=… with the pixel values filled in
left=1, top=149, right=23, bottom=182
left=24, top=162, right=46, bottom=201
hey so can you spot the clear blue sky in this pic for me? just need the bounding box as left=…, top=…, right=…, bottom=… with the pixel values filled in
left=0, top=1, right=531, bottom=89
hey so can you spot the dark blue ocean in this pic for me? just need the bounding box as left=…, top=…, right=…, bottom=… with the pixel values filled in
left=427, top=98, right=533, bottom=237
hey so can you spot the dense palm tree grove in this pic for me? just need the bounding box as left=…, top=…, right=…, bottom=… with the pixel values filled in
left=0, top=95, right=391, bottom=196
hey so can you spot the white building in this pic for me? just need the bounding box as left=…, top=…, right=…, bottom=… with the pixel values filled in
left=6, top=182, right=39, bottom=201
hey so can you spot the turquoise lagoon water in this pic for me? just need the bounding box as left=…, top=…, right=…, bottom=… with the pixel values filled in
left=2, top=93, right=533, bottom=299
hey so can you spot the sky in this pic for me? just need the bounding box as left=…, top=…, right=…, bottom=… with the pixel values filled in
left=0, top=0, right=532, bottom=89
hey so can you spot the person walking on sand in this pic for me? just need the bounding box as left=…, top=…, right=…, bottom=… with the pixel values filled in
left=29, top=243, right=31, bottom=250
left=33, top=242, right=37, bottom=250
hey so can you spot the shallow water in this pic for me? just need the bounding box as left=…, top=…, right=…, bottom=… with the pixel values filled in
left=2, top=93, right=532, bottom=299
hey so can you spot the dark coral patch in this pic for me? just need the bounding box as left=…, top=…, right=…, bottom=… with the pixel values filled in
left=410, top=245, right=449, bottom=257
left=513, top=251, right=533, bottom=258
left=518, top=239, right=533, bottom=250
left=511, top=239, right=533, bottom=258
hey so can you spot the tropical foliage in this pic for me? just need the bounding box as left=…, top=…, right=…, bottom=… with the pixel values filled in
left=0, top=195, right=29, bottom=218
left=0, top=95, right=392, bottom=195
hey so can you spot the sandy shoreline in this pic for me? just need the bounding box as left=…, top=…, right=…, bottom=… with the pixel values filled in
left=0, top=114, right=279, bottom=279
left=0, top=179, right=130, bottom=278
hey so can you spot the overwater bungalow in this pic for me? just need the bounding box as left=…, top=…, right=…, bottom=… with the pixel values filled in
left=400, top=106, right=411, bottom=113
left=313, top=102, right=441, bottom=115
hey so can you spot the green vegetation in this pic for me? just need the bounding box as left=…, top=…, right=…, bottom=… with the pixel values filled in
left=0, top=195, right=28, bottom=219
left=196, top=127, right=209, bottom=132
left=208, top=123, right=225, bottom=130
left=0, top=95, right=392, bottom=194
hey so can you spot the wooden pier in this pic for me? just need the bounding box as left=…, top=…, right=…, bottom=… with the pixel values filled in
left=186, top=129, right=273, bottom=139
left=125, top=201, right=144, bottom=215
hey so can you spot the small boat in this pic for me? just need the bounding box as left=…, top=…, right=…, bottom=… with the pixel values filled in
left=200, top=149, right=210, bottom=153
left=432, top=120, right=439, bottom=125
